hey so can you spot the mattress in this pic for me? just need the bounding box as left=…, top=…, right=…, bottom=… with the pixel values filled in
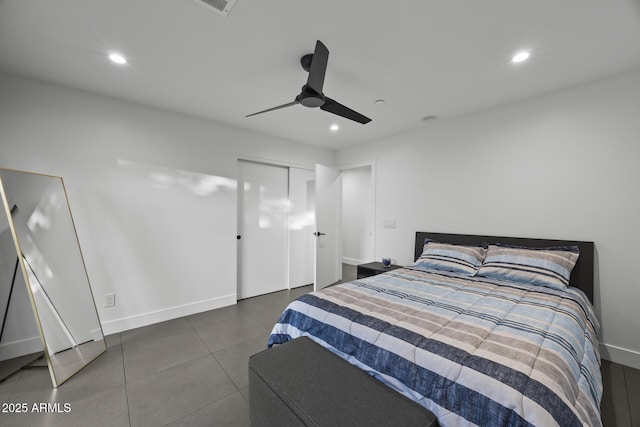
left=269, top=267, right=602, bottom=426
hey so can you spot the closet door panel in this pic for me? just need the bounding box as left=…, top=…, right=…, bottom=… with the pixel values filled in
left=238, top=161, right=288, bottom=299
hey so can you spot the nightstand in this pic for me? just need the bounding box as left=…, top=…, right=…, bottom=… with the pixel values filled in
left=357, top=262, right=402, bottom=279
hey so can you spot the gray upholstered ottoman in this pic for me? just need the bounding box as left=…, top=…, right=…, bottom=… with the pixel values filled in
left=249, top=336, right=438, bottom=426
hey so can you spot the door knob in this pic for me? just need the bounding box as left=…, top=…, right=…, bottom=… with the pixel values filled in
left=313, top=232, right=326, bottom=237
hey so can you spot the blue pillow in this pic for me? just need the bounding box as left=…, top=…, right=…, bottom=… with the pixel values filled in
left=410, top=241, right=487, bottom=276
left=476, top=244, right=579, bottom=290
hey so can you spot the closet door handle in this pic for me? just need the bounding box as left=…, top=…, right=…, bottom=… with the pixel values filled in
left=313, top=232, right=326, bottom=237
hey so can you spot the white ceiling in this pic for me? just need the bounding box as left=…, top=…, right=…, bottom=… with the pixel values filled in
left=1, top=0, right=640, bottom=150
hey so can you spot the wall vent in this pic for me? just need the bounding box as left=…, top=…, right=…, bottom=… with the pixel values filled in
left=194, top=0, right=238, bottom=17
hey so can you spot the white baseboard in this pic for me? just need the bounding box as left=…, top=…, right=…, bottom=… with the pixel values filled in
left=342, top=257, right=367, bottom=266
left=100, top=293, right=237, bottom=336
left=0, top=336, right=43, bottom=361
left=600, top=342, right=640, bottom=370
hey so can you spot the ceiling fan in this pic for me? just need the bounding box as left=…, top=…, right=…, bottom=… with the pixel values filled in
left=246, top=40, right=371, bottom=124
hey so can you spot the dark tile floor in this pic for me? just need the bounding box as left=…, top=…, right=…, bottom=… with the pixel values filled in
left=0, top=264, right=637, bottom=426
left=0, top=283, right=312, bottom=427
left=602, top=358, right=640, bottom=427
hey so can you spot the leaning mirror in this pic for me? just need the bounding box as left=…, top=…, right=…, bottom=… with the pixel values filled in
left=0, top=168, right=106, bottom=387
left=0, top=187, right=43, bottom=382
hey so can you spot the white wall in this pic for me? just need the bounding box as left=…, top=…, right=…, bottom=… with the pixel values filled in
left=3, top=67, right=638, bottom=368
left=341, top=166, right=374, bottom=264
left=0, top=72, right=335, bottom=335
left=338, top=69, right=640, bottom=369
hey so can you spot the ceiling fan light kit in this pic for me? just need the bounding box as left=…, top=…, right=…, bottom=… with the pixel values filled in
left=247, top=40, right=372, bottom=124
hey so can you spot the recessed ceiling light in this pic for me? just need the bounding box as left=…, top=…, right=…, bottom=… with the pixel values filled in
left=330, top=124, right=339, bottom=132
left=108, top=52, right=127, bottom=65
left=511, top=51, right=530, bottom=63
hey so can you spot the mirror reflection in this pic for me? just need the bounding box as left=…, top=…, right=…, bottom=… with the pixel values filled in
left=0, top=169, right=106, bottom=387
left=0, top=194, right=43, bottom=382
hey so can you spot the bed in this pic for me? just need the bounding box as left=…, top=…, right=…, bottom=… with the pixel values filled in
left=267, top=232, right=602, bottom=426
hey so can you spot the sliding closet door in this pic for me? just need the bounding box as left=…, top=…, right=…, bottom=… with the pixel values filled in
left=237, top=161, right=289, bottom=299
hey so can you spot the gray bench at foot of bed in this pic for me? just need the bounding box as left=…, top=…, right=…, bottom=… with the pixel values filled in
left=249, top=336, right=439, bottom=427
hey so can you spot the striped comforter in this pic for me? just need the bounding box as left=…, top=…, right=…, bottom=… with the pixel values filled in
left=268, top=267, right=602, bottom=426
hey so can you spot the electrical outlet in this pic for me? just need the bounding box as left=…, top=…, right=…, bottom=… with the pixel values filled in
left=104, top=293, right=115, bottom=308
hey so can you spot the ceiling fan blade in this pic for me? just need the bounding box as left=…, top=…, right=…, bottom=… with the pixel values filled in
left=306, top=40, right=329, bottom=94
left=321, top=97, right=371, bottom=124
left=246, top=100, right=300, bottom=117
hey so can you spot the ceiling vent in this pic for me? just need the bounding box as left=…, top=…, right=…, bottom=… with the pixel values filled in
left=194, top=0, right=238, bottom=17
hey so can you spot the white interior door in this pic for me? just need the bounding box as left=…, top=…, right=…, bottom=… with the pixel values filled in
left=237, top=161, right=289, bottom=299
left=341, top=166, right=374, bottom=265
left=288, top=168, right=315, bottom=289
left=314, top=164, right=342, bottom=291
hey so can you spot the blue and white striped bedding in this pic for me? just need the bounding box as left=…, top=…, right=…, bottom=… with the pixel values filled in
left=269, top=267, right=602, bottom=426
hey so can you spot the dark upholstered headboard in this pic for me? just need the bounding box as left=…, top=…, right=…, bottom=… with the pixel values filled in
left=414, top=232, right=595, bottom=303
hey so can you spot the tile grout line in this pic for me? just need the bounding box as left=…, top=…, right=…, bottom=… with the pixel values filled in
left=622, top=366, right=634, bottom=426
left=178, top=311, right=251, bottom=422
left=125, top=349, right=239, bottom=426
left=186, top=312, right=241, bottom=392
left=3, top=365, right=23, bottom=401
left=118, top=333, right=133, bottom=427
left=165, top=386, right=240, bottom=426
